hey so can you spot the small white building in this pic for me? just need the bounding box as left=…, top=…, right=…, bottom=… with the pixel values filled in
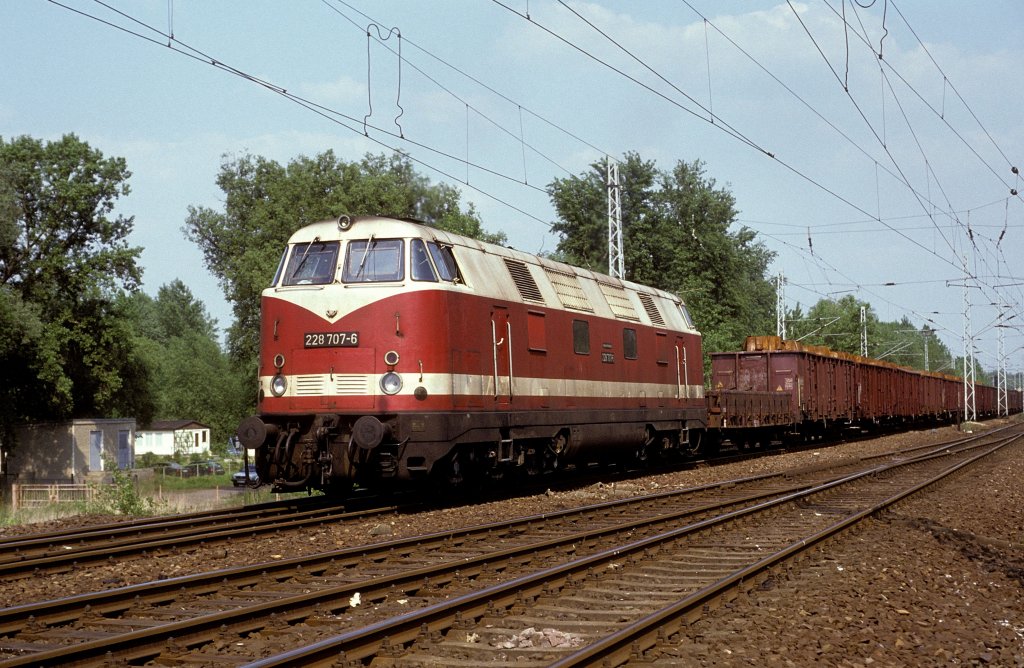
left=135, top=420, right=211, bottom=458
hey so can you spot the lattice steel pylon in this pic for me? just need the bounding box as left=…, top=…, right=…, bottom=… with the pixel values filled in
left=776, top=272, right=786, bottom=339
left=962, top=278, right=976, bottom=423
left=860, top=306, right=867, bottom=356
left=997, top=308, right=1008, bottom=416
left=606, top=156, right=624, bottom=280
left=922, top=329, right=931, bottom=371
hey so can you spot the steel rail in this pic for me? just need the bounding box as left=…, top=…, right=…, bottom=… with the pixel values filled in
left=242, top=433, right=1016, bottom=666
left=0, top=462, right=882, bottom=666
left=0, top=428, right=1007, bottom=666
left=0, top=502, right=399, bottom=578
left=0, top=493, right=337, bottom=548
left=549, top=433, right=1021, bottom=666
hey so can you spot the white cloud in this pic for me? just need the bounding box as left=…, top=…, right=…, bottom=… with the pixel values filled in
left=297, top=74, right=367, bottom=110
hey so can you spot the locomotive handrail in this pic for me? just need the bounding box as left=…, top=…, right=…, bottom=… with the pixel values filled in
left=507, top=319, right=514, bottom=399
left=674, top=345, right=682, bottom=400
left=491, top=318, right=499, bottom=398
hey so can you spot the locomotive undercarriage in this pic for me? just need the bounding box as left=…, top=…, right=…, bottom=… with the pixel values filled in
left=237, top=405, right=971, bottom=495
left=238, top=408, right=708, bottom=494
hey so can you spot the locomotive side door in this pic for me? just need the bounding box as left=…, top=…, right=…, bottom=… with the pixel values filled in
left=491, top=306, right=513, bottom=405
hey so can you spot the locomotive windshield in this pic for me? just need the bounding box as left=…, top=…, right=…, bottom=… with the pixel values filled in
left=343, top=238, right=405, bottom=283
left=282, top=240, right=340, bottom=286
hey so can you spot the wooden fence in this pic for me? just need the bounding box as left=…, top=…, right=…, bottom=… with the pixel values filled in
left=10, top=483, right=98, bottom=510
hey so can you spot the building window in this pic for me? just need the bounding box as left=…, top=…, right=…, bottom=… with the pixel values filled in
left=573, top=320, right=590, bottom=355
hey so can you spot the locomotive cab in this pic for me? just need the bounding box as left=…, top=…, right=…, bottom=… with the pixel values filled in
left=238, top=216, right=470, bottom=492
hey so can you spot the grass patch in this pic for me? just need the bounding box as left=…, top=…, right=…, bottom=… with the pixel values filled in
left=142, top=473, right=235, bottom=492
left=0, top=502, right=93, bottom=528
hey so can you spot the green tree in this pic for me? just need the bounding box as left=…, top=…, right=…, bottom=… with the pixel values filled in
left=0, top=134, right=151, bottom=444
left=185, top=150, right=500, bottom=374
left=786, top=299, right=961, bottom=377
left=125, top=281, right=248, bottom=450
left=788, top=295, right=875, bottom=354
left=548, top=152, right=776, bottom=371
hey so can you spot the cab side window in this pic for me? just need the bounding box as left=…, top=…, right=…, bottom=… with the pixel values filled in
left=427, top=242, right=463, bottom=283
left=411, top=239, right=438, bottom=282
left=623, top=328, right=638, bottom=359
left=573, top=320, right=590, bottom=355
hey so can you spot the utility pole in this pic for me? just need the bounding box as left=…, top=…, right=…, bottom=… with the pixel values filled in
left=606, top=156, right=624, bottom=280
left=776, top=272, right=786, bottom=339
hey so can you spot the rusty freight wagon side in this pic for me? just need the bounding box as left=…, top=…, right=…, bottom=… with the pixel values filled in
left=708, top=336, right=1001, bottom=438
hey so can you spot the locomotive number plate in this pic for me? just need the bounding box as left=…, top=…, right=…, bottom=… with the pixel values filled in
left=304, top=331, right=359, bottom=348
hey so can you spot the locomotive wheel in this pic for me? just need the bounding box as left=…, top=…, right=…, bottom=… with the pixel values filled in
left=546, top=431, right=568, bottom=471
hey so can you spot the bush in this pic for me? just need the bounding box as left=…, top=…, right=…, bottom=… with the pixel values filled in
left=90, top=462, right=158, bottom=516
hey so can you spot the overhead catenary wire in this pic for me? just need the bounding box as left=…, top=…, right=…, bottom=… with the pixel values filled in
left=825, top=0, right=1023, bottom=202
left=539, top=0, right=971, bottom=275
left=786, top=0, right=962, bottom=263
left=51, top=0, right=558, bottom=230
left=41, top=1, right=1020, bottom=358
left=321, top=0, right=600, bottom=176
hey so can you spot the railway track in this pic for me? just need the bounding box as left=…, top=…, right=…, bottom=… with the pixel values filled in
left=0, top=426, right=1011, bottom=666
left=0, top=495, right=399, bottom=579
left=0, top=428, right=907, bottom=582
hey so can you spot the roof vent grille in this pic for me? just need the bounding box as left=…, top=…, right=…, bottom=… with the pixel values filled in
left=638, top=292, right=665, bottom=326
left=544, top=267, right=593, bottom=312
left=503, top=258, right=545, bottom=303
left=598, top=281, right=640, bottom=321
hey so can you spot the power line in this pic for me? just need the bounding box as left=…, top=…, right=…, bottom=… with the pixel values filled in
left=50, top=0, right=558, bottom=229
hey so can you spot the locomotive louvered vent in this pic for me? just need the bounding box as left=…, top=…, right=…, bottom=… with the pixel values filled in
left=295, top=375, right=325, bottom=396
left=598, top=281, right=640, bottom=321
left=638, top=292, right=666, bottom=326
left=544, top=267, right=594, bottom=312
left=502, top=258, right=545, bottom=303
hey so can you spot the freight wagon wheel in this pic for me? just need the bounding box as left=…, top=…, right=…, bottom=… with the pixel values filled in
left=698, top=431, right=721, bottom=457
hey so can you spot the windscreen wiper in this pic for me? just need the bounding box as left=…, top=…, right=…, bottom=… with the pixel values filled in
left=355, top=234, right=376, bottom=277
left=290, top=236, right=321, bottom=280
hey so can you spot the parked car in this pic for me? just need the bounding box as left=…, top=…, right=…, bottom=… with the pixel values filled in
left=232, top=464, right=260, bottom=487
left=199, top=460, right=225, bottom=476
left=160, top=462, right=191, bottom=478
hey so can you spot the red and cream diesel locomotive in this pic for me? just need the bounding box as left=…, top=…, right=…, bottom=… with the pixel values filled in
left=236, top=215, right=707, bottom=492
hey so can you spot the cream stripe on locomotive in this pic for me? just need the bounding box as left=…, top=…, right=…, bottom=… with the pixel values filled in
left=261, top=372, right=705, bottom=401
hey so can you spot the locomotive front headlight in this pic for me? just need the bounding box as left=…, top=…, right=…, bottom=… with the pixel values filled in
left=380, top=371, right=403, bottom=395
left=270, top=373, right=288, bottom=397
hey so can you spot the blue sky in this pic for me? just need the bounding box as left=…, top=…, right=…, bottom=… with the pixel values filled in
left=3, top=1, right=1022, bottom=376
